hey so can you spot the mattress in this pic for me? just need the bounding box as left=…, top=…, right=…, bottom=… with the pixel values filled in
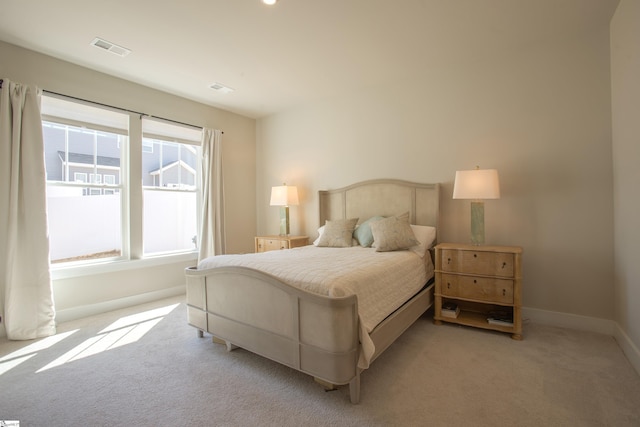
left=198, top=245, right=434, bottom=367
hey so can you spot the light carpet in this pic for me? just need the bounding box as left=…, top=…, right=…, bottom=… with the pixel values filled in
left=1, top=295, right=639, bottom=426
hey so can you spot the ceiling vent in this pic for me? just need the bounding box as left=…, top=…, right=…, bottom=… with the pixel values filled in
left=210, top=82, right=234, bottom=94
left=90, top=37, right=131, bottom=57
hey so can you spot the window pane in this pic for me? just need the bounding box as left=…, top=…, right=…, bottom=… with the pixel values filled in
left=43, top=122, right=122, bottom=185
left=43, top=121, right=125, bottom=263
left=143, top=190, right=197, bottom=254
left=142, top=139, right=197, bottom=189
left=47, top=187, right=122, bottom=263
left=141, top=133, right=200, bottom=256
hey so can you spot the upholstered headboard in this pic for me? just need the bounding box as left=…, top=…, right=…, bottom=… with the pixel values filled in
left=318, top=179, right=440, bottom=231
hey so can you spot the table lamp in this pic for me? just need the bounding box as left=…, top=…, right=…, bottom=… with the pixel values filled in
left=453, top=167, right=500, bottom=245
left=270, top=184, right=299, bottom=236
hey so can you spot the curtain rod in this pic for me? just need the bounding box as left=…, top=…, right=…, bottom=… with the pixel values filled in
left=0, top=79, right=222, bottom=133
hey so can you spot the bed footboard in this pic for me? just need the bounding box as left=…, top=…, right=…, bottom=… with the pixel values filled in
left=186, top=266, right=361, bottom=400
left=186, top=266, right=434, bottom=404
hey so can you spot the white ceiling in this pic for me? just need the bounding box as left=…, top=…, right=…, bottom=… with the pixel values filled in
left=0, top=0, right=619, bottom=119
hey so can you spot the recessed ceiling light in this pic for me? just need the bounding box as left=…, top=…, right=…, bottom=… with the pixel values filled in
left=262, top=0, right=277, bottom=5
left=90, top=37, right=131, bottom=57
left=210, top=82, right=234, bottom=94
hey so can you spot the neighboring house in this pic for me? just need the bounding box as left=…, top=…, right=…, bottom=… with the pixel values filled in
left=56, top=151, right=120, bottom=195
left=43, top=122, right=196, bottom=192
left=149, top=159, right=196, bottom=189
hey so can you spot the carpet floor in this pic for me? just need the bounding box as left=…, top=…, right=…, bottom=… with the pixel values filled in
left=1, top=295, right=639, bottom=426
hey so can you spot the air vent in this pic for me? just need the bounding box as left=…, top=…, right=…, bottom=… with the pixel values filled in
left=90, top=37, right=131, bottom=57
left=209, top=82, right=234, bottom=94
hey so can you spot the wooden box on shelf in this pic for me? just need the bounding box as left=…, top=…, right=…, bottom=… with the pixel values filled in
left=434, top=243, right=523, bottom=340
left=255, top=235, right=309, bottom=253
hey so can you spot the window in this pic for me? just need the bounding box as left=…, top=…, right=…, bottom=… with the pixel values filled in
left=142, top=119, right=201, bottom=256
left=42, top=96, right=128, bottom=264
left=41, top=96, right=203, bottom=266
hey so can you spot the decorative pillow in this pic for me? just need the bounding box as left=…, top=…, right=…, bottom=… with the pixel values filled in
left=314, top=225, right=358, bottom=246
left=370, top=215, right=419, bottom=252
left=353, top=216, right=384, bottom=247
left=409, top=225, right=437, bottom=258
left=316, top=218, right=359, bottom=248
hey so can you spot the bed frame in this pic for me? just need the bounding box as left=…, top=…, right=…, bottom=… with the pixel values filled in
left=185, top=179, right=440, bottom=403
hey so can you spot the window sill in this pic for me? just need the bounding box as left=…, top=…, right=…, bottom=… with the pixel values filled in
left=51, top=252, right=198, bottom=280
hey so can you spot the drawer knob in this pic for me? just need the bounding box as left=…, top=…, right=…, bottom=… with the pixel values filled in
left=447, top=257, right=451, bottom=264
left=473, top=279, right=477, bottom=284
left=502, top=262, right=507, bottom=269
left=503, top=289, right=506, bottom=296
left=447, top=282, right=451, bottom=289
left=473, top=254, right=477, bottom=258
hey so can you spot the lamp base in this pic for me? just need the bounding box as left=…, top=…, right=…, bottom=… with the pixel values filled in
left=279, top=206, right=290, bottom=236
left=470, top=201, right=485, bottom=245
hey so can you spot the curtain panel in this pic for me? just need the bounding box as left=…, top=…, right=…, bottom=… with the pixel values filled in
left=0, top=78, right=56, bottom=340
left=198, top=128, right=226, bottom=262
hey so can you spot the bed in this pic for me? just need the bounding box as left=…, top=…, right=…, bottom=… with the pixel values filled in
left=185, top=179, right=440, bottom=403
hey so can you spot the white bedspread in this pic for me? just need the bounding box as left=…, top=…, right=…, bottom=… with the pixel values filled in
left=198, top=245, right=434, bottom=368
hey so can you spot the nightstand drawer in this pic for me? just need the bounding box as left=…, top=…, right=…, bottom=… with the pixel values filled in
left=440, top=273, right=514, bottom=304
left=264, top=239, right=281, bottom=251
left=440, top=249, right=514, bottom=278
left=255, top=235, right=309, bottom=253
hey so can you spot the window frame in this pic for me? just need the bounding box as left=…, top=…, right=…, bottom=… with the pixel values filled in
left=141, top=122, right=202, bottom=257
left=41, top=95, right=203, bottom=272
left=42, top=118, right=128, bottom=264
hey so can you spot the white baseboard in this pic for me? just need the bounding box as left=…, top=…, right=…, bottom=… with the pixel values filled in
left=613, top=323, right=640, bottom=377
left=522, top=306, right=615, bottom=335
left=523, top=306, right=640, bottom=377
left=54, top=285, right=186, bottom=324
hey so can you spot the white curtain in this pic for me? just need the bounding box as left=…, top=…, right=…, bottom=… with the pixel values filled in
left=198, top=128, right=226, bottom=262
left=0, top=79, right=56, bottom=340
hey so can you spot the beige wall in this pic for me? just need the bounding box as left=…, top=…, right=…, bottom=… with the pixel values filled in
left=611, top=0, right=640, bottom=357
left=257, top=27, right=614, bottom=319
left=0, top=41, right=257, bottom=315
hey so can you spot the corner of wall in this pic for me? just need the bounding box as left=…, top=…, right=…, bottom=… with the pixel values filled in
left=614, top=322, right=640, bottom=377
left=522, top=306, right=615, bottom=336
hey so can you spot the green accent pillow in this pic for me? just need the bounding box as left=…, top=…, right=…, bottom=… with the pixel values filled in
left=353, top=216, right=384, bottom=247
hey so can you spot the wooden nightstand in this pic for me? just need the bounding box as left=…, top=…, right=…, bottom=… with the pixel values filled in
left=434, top=243, right=523, bottom=340
left=255, top=235, right=308, bottom=253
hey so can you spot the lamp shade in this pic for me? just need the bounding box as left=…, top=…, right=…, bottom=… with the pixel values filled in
left=453, top=169, right=500, bottom=200
left=270, top=185, right=299, bottom=206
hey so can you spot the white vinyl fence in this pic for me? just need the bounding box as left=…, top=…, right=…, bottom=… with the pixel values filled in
left=47, top=189, right=196, bottom=261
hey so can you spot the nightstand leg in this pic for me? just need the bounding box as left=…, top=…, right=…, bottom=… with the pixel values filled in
left=511, top=333, right=523, bottom=341
left=434, top=319, right=442, bottom=325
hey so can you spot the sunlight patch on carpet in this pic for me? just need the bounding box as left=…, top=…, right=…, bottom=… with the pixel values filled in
left=0, top=330, right=78, bottom=376
left=36, top=303, right=179, bottom=373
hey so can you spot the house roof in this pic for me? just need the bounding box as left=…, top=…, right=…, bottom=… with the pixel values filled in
left=57, top=151, right=120, bottom=168
left=149, top=160, right=196, bottom=176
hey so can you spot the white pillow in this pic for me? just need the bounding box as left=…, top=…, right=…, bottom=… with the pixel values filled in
left=409, top=225, right=437, bottom=258
left=313, top=226, right=325, bottom=246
